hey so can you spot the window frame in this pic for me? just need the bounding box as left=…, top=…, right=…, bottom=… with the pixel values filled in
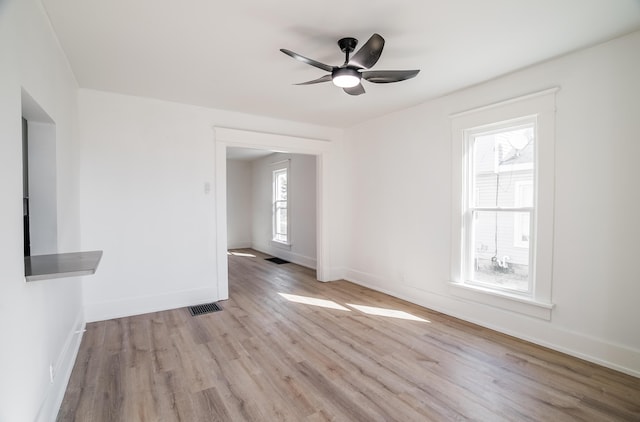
left=463, top=118, right=536, bottom=296
left=271, top=160, right=291, bottom=247
left=450, top=88, right=558, bottom=320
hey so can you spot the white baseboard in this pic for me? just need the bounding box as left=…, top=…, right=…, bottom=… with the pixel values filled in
left=252, top=242, right=317, bottom=269
left=84, top=287, right=218, bottom=322
left=35, top=310, right=85, bottom=422
left=344, top=268, right=640, bottom=378
left=227, top=241, right=252, bottom=250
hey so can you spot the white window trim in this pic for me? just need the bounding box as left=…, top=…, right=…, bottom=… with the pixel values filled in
left=450, top=88, right=558, bottom=320
left=271, top=159, right=291, bottom=248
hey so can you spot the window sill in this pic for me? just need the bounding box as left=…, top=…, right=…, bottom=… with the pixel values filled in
left=25, top=250, right=103, bottom=282
left=448, top=281, right=554, bottom=320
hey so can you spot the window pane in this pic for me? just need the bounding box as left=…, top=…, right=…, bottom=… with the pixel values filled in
left=471, top=210, right=530, bottom=292
left=275, top=203, right=287, bottom=238
left=472, top=126, right=534, bottom=208
left=275, top=170, right=287, bottom=201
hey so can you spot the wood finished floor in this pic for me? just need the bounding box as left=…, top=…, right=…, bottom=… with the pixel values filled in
left=58, top=249, right=640, bottom=421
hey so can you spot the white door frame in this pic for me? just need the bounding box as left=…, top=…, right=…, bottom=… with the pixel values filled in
left=214, top=127, right=333, bottom=300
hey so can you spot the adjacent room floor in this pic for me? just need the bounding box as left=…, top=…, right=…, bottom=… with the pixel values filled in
left=58, top=249, right=640, bottom=421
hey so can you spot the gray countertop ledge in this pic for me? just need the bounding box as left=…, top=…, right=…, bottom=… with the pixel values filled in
left=25, top=250, right=103, bottom=282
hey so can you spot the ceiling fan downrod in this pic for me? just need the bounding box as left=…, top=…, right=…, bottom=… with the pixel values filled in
left=338, top=37, right=358, bottom=65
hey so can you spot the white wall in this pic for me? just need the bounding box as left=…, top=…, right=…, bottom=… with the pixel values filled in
left=251, top=153, right=317, bottom=268
left=78, top=89, right=342, bottom=321
left=226, top=159, right=252, bottom=249
left=27, top=120, right=58, bottom=255
left=343, top=31, right=640, bottom=376
left=0, top=0, right=84, bottom=421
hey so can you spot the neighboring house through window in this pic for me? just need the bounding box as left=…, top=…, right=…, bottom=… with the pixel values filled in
left=514, top=180, right=533, bottom=249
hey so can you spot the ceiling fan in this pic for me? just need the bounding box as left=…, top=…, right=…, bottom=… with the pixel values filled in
left=280, top=33, right=420, bottom=96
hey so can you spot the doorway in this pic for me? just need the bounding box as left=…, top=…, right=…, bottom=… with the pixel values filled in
left=214, top=127, right=333, bottom=300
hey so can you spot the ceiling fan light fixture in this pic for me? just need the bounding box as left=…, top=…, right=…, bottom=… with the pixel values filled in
left=332, top=67, right=361, bottom=88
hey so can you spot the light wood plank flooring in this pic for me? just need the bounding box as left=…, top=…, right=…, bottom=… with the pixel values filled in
left=58, top=249, right=640, bottom=421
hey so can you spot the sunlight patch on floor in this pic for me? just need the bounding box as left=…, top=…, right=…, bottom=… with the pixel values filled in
left=346, top=304, right=430, bottom=322
left=277, top=292, right=430, bottom=321
left=278, top=293, right=351, bottom=311
left=228, top=251, right=256, bottom=257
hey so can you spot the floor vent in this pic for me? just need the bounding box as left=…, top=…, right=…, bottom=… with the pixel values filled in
left=188, top=302, right=222, bottom=316
left=265, top=257, right=290, bottom=265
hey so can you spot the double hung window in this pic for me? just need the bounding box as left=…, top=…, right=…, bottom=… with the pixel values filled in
left=272, top=162, right=290, bottom=245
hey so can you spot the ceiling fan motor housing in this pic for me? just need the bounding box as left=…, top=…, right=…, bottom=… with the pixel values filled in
left=338, top=37, right=358, bottom=53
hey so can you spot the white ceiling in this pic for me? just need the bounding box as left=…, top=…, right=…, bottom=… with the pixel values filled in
left=42, top=0, right=640, bottom=128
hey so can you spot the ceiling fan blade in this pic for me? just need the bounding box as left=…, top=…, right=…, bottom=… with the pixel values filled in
left=294, top=75, right=332, bottom=85
left=362, top=69, right=420, bottom=83
left=348, top=33, right=385, bottom=69
left=344, top=84, right=365, bottom=96
left=280, top=49, right=334, bottom=73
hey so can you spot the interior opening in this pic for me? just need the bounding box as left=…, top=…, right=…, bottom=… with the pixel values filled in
left=226, top=147, right=318, bottom=282
left=21, top=88, right=58, bottom=260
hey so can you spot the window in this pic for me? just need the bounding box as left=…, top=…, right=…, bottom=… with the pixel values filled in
left=272, top=161, right=290, bottom=245
left=450, top=88, right=558, bottom=319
